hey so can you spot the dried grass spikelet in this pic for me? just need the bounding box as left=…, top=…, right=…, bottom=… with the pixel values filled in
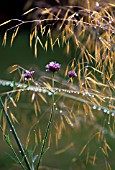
left=38, top=128, right=42, bottom=143
left=10, top=27, right=19, bottom=46
left=15, top=91, right=21, bottom=102
left=2, top=32, right=7, bottom=46
left=34, top=26, right=38, bottom=57
left=59, top=9, right=70, bottom=30
left=34, top=131, right=38, bottom=145
left=104, top=139, right=112, bottom=152
left=41, top=8, right=52, bottom=15
left=33, top=101, right=38, bottom=116
left=79, top=143, right=87, bottom=156
left=34, top=42, right=37, bottom=58
left=9, top=96, right=17, bottom=107
left=56, top=8, right=61, bottom=18
left=105, top=161, right=112, bottom=170
left=2, top=115, right=6, bottom=139
left=65, top=65, right=69, bottom=77
left=88, top=105, right=94, bottom=120
left=92, top=153, right=97, bottom=165
left=37, top=93, right=47, bottom=103
left=33, top=99, right=41, bottom=116
left=52, top=37, right=60, bottom=47
left=0, top=20, right=11, bottom=27
left=44, top=40, right=48, bottom=51
left=101, top=146, right=109, bottom=157
left=37, top=36, right=44, bottom=49
left=22, top=7, right=37, bottom=16
left=54, top=142, right=74, bottom=155
left=8, top=64, right=18, bottom=74
left=30, top=31, right=35, bottom=48
left=50, top=36, right=53, bottom=51
left=40, top=25, right=46, bottom=36
left=86, top=151, right=90, bottom=164
left=48, top=132, right=51, bottom=147
left=26, top=130, right=30, bottom=149
left=55, top=117, right=65, bottom=144
left=47, top=11, right=54, bottom=20
left=10, top=112, right=19, bottom=124
left=63, top=114, right=74, bottom=127
left=73, top=35, right=79, bottom=47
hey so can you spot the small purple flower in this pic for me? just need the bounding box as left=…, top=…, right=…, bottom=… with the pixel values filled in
left=102, top=56, right=107, bottom=59
left=68, top=71, right=77, bottom=78
left=45, top=61, right=61, bottom=73
left=24, top=70, right=35, bottom=80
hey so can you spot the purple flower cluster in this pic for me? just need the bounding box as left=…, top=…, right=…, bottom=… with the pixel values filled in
left=45, top=61, right=77, bottom=79
left=102, top=56, right=107, bottom=59
left=24, top=71, right=35, bottom=80
left=68, top=71, right=77, bottom=78
left=45, top=61, right=61, bottom=73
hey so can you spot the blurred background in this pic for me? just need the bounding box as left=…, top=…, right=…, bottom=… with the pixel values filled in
left=0, top=1, right=115, bottom=170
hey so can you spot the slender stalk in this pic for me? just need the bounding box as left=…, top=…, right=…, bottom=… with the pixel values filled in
left=0, top=126, right=26, bottom=170
left=52, top=73, right=55, bottom=112
left=0, top=97, right=31, bottom=170
left=37, top=73, right=55, bottom=170
left=36, top=111, right=53, bottom=169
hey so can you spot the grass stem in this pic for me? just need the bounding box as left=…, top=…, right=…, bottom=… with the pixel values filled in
left=0, top=97, right=31, bottom=170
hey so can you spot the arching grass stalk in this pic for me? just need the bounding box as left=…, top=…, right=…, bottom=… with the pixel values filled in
left=0, top=97, right=31, bottom=170
left=36, top=73, right=55, bottom=170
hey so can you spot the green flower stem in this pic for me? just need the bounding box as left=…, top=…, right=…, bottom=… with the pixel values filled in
left=0, top=98, right=31, bottom=170
left=37, top=73, right=55, bottom=170
left=36, top=111, right=53, bottom=169
left=0, top=125, right=26, bottom=170
left=52, top=73, right=55, bottom=112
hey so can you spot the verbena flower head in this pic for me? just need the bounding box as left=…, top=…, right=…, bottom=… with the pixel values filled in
left=24, top=70, right=35, bottom=80
left=68, top=70, right=77, bottom=78
left=45, top=61, right=61, bottom=73
left=102, top=55, right=107, bottom=59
